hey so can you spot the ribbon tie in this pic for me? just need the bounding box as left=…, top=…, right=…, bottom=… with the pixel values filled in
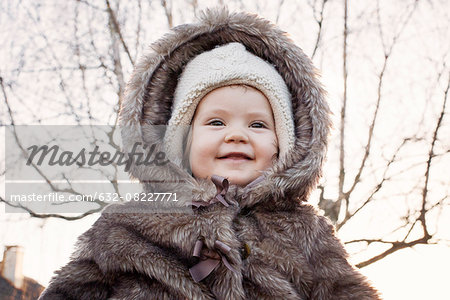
left=189, top=239, right=237, bottom=282
left=192, top=175, right=232, bottom=208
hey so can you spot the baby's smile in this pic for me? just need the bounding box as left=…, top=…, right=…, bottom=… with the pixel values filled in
left=217, top=152, right=253, bottom=160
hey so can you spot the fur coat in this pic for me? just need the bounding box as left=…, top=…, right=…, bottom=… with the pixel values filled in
left=39, top=8, right=380, bottom=300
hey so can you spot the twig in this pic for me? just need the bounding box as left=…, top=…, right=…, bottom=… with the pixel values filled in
left=105, top=0, right=135, bottom=66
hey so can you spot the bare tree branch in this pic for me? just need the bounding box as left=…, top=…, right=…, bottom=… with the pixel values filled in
left=0, top=196, right=103, bottom=221
left=105, top=0, right=135, bottom=66
left=354, top=237, right=436, bottom=268
left=160, top=0, right=173, bottom=28
left=74, top=1, right=96, bottom=123
left=345, top=72, right=449, bottom=267
left=23, top=4, right=82, bottom=124
left=275, top=0, right=285, bottom=25
left=190, top=0, right=198, bottom=18
left=338, top=0, right=349, bottom=222
left=75, top=0, right=106, bottom=11
left=419, top=73, right=449, bottom=238
left=344, top=0, right=419, bottom=200
left=337, top=137, right=414, bottom=229
left=107, top=0, right=126, bottom=110
left=310, top=0, right=327, bottom=59
left=2, top=72, right=110, bottom=219
left=135, top=0, right=142, bottom=56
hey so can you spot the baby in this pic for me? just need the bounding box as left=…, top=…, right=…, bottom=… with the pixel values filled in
left=40, top=9, right=380, bottom=300
left=188, top=84, right=278, bottom=187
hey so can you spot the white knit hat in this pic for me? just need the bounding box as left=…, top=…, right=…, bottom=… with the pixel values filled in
left=164, top=42, right=295, bottom=166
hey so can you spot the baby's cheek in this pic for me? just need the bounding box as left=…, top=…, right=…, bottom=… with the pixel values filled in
left=260, top=137, right=278, bottom=167
left=193, top=144, right=213, bottom=159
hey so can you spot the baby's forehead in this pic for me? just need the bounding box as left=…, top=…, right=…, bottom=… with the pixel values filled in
left=226, top=84, right=256, bottom=91
left=195, top=86, right=272, bottom=111
left=199, top=85, right=268, bottom=102
left=201, top=84, right=261, bottom=97
left=198, top=85, right=270, bottom=103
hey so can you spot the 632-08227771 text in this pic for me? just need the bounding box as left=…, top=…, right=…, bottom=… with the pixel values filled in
left=8, top=192, right=179, bottom=203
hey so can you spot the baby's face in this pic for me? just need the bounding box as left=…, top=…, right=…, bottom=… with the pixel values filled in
left=189, top=85, right=278, bottom=186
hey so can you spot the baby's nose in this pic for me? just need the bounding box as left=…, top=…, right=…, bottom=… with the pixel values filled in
left=224, top=128, right=249, bottom=143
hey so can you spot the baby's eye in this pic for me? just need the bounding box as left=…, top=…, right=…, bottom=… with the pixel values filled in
left=250, top=121, right=267, bottom=128
left=208, top=120, right=225, bottom=126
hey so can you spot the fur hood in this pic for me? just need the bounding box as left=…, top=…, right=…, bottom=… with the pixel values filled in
left=119, top=7, right=332, bottom=209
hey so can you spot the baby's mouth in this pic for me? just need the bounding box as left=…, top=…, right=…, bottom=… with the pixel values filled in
left=218, top=152, right=252, bottom=160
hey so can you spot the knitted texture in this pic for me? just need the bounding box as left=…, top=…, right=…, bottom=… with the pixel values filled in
left=164, top=43, right=295, bottom=166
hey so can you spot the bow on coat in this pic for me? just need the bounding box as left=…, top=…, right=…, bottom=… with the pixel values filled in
left=189, top=175, right=238, bottom=282
left=189, top=239, right=238, bottom=282
left=191, top=175, right=232, bottom=208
